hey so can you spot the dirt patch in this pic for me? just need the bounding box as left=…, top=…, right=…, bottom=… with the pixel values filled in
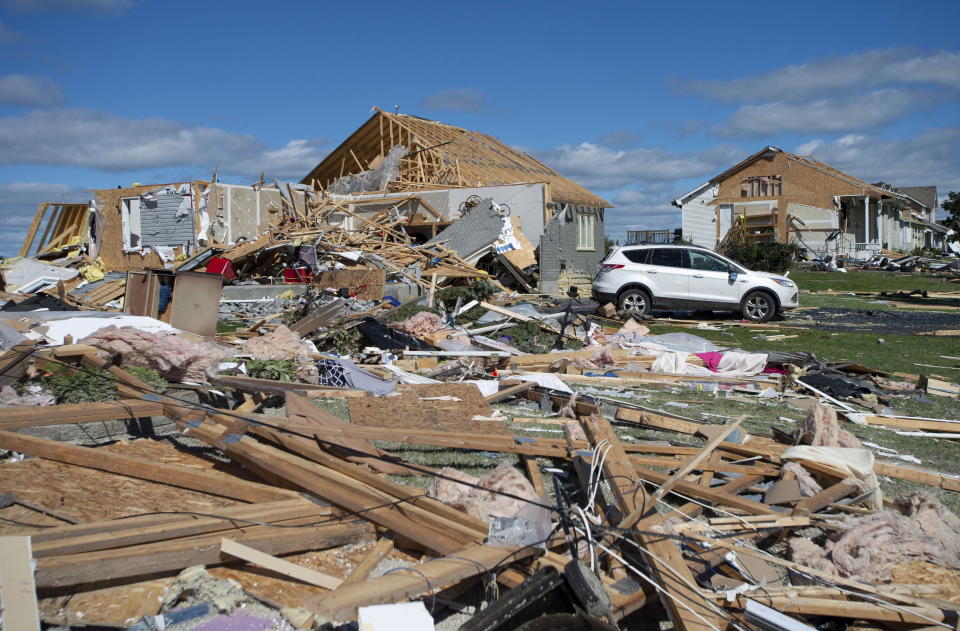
left=784, top=307, right=960, bottom=335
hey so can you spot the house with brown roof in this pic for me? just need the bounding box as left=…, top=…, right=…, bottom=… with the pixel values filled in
left=673, top=146, right=943, bottom=258
left=301, top=108, right=612, bottom=293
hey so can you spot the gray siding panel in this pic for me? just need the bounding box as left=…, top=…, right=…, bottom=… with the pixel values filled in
left=140, top=193, right=194, bottom=248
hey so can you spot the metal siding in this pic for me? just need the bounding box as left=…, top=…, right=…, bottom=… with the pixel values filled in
left=681, top=188, right=717, bottom=247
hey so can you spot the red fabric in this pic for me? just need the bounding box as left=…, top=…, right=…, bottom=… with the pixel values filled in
left=694, top=351, right=724, bottom=372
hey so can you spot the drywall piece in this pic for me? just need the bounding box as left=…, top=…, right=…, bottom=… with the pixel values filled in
left=1, top=258, right=79, bottom=293
left=0, top=536, right=41, bottom=631
left=357, top=601, right=434, bottom=630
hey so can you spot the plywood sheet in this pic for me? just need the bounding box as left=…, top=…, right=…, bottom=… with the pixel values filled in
left=0, top=439, right=241, bottom=530
left=314, top=270, right=385, bottom=300
left=348, top=383, right=504, bottom=434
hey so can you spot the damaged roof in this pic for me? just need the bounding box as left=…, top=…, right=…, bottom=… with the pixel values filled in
left=673, top=146, right=919, bottom=206
left=301, top=108, right=612, bottom=209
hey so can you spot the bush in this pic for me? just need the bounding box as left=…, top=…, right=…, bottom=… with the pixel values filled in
left=44, top=366, right=116, bottom=403
left=244, top=359, right=297, bottom=382
left=721, top=242, right=802, bottom=274
left=127, top=366, right=168, bottom=392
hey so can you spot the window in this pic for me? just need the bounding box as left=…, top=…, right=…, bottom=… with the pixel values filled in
left=623, top=248, right=650, bottom=264
left=576, top=210, right=595, bottom=250
left=687, top=250, right=730, bottom=272
left=740, top=175, right=782, bottom=198
left=121, top=197, right=142, bottom=252
left=650, top=248, right=683, bottom=268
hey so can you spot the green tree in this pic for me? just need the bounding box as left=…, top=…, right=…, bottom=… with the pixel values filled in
left=943, top=191, right=960, bottom=242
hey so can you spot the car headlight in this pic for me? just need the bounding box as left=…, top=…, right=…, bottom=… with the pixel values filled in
left=772, top=278, right=795, bottom=288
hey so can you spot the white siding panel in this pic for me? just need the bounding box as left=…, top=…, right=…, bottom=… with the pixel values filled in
left=681, top=187, right=717, bottom=247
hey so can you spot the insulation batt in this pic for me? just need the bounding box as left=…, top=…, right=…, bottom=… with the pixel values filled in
left=789, top=492, right=960, bottom=583
left=389, top=311, right=444, bottom=337
left=428, top=461, right=539, bottom=523
left=793, top=403, right=863, bottom=448
left=242, top=325, right=315, bottom=361
left=79, top=325, right=224, bottom=383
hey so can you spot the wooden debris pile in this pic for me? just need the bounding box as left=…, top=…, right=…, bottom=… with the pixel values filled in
left=1, top=326, right=959, bottom=631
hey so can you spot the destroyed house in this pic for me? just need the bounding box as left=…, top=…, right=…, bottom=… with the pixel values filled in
left=19, top=181, right=309, bottom=272
left=301, top=108, right=612, bottom=294
left=673, top=146, right=944, bottom=258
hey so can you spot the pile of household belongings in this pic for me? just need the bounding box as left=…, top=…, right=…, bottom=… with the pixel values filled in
left=1, top=290, right=960, bottom=631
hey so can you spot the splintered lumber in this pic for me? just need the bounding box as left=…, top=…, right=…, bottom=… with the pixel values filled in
left=731, top=596, right=957, bottom=625
left=35, top=517, right=369, bottom=590
left=306, top=543, right=539, bottom=622
left=0, top=341, right=38, bottom=387
left=219, top=537, right=343, bottom=589
left=859, top=414, right=960, bottom=433
left=485, top=380, right=535, bottom=403
left=31, top=498, right=329, bottom=557
left=0, top=400, right=164, bottom=430
left=791, top=481, right=860, bottom=516
left=580, top=414, right=718, bottom=631
left=0, top=430, right=294, bottom=503
left=615, top=406, right=705, bottom=436
left=653, top=420, right=742, bottom=501
left=631, top=466, right=777, bottom=516
left=181, top=419, right=477, bottom=555
left=343, top=537, right=394, bottom=584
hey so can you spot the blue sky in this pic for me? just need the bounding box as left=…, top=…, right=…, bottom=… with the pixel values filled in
left=0, top=0, right=958, bottom=254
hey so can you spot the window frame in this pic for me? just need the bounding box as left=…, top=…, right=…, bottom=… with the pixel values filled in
left=576, top=210, right=596, bottom=251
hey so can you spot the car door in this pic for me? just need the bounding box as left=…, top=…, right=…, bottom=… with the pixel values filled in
left=647, top=247, right=689, bottom=308
left=685, top=249, right=742, bottom=308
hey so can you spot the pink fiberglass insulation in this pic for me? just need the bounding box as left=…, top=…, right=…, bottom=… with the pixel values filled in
left=80, top=325, right=224, bottom=383
left=793, top=404, right=863, bottom=449
left=242, top=325, right=315, bottom=361
left=428, top=461, right=539, bottom=522
left=781, top=461, right=823, bottom=497
left=789, top=492, right=960, bottom=583
left=389, top=311, right=444, bottom=337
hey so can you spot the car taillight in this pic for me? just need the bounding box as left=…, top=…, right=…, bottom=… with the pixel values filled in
left=600, top=264, right=624, bottom=271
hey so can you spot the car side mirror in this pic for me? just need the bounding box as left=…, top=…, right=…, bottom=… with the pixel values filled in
left=728, top=269, right=738, bottom=282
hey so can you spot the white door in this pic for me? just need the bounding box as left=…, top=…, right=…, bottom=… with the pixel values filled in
left=718, top=204, right=733, bottom=246
left=647, top=247, right=690, bottom=308
left=686, top=249, right=741, bottom=307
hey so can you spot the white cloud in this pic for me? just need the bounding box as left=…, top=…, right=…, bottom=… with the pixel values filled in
left=530, top=142, right=741, bottom=190
left=0, top=181, right=88, bottom=257
left=683, top=48, right=960, bottom=102
left=603, top=188, right=682, bottom=242
left=714, top=89, right=927, bottom=136
left=0, top=19, right=20, bottom=44
left=0, top=108, right=327, bottom=179
left=422, top=89, right=486, bottom=113
left=0, top=74, right=64, bottom=106
left=793, top=128, right=960, bottom=198
left=0, top=0, right=132, bottom=12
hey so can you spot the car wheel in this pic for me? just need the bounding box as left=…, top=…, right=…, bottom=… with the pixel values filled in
left=617, top=288, right=651, bottom=315
left=741, top=291, right=775, bottom=322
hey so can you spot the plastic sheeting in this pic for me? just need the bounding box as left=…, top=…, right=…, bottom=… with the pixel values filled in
left=651, top=350, right=767, bottom=378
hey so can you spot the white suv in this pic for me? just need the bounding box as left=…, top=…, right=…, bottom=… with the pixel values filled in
left=592, top=244, right=798, bottom=322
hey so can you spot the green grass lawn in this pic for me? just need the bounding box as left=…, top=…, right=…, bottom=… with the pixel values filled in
left=790, top=269, right=959, bottom=293
left=646, top=322, right=960, bottom=374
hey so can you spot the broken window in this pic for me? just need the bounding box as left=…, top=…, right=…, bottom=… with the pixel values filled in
left=121, top=197, right=142, bottom=252
left=740, top=175, right=782, bottom=198
left=576, top=210, right=595, bottom=251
